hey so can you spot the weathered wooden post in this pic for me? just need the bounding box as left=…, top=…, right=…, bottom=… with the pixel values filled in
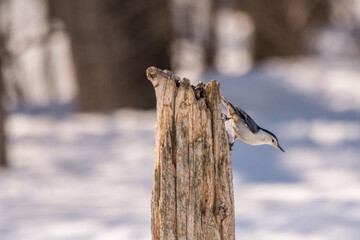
left=147, top=67, right=235, bottom=240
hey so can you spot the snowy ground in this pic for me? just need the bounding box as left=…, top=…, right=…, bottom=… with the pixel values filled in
left=1, top=57, right=360, bottom=240
left=0, top=110, right=156, bottom=240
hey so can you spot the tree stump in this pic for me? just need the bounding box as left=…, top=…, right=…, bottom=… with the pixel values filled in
left=147, top=67, right=235, bottom=240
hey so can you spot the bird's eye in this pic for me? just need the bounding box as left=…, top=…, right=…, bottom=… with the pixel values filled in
left=272, top=139, right=275, bottom=143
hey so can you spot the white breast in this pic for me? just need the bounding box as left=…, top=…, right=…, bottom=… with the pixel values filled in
left=230, top=117, right=264, bottom=145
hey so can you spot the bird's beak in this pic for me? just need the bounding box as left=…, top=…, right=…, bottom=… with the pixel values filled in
left=278, top=145, right=285, bottom=152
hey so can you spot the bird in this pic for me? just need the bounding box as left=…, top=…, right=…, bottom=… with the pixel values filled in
left=221, top=96, right=284, bottom=152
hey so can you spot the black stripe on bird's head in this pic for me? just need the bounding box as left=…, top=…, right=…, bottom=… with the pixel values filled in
left=260, top=127, right=285, bottom=152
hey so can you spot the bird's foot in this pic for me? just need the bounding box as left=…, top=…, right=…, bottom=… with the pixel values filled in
left=221, top=113, right=231, bottom=122
left=229, top=142, right=234, bottom=151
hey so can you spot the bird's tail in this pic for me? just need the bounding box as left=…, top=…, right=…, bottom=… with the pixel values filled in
left=221, top=96, right=236, bottom=113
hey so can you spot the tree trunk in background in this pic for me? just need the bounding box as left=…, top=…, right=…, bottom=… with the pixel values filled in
left=169, top=0, right=213, bottom=82
left=48, top=0, right=171, bottom=111
left=147, top=67, right=235, bottom=240
left=0, top=34, right=8, bottom=167
left=0, top=79, right=6, bottom=167
left=237, top=0, right=330, bottom=61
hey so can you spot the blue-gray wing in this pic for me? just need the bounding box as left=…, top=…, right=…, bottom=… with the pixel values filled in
left=221, top=96, right=259, bottom=134
left=233, top=106, right=259, bottom=134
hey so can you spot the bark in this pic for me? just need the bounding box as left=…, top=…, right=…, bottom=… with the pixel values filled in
left=147, top=67, right=235, bottom=240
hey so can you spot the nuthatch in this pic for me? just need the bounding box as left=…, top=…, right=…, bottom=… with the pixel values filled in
left=221, top=96, right=284, bottom=152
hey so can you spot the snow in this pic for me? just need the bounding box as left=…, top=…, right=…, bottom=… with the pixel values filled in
left=1, top=110, right=156, bottom=240
left=1, top=57, right=360, bottom=240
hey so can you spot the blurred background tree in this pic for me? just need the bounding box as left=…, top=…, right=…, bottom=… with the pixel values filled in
left=0, top=33, right=7, bottom=167
left=2, top=0, right=354, bottom=113
left=1, top=0, right=360, bottom=166
left=237, top=0, right=331, bottom=61
left=0, top=1, right=8, bottom=167
left=5, top=0, right=360, bottom=110
left=48, top=0, right=172, bottom=111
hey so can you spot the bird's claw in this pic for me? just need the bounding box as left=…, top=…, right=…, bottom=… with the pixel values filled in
left=221, top=113, right=231, bottom=122
left=229, top=142, right=234, bottom=151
